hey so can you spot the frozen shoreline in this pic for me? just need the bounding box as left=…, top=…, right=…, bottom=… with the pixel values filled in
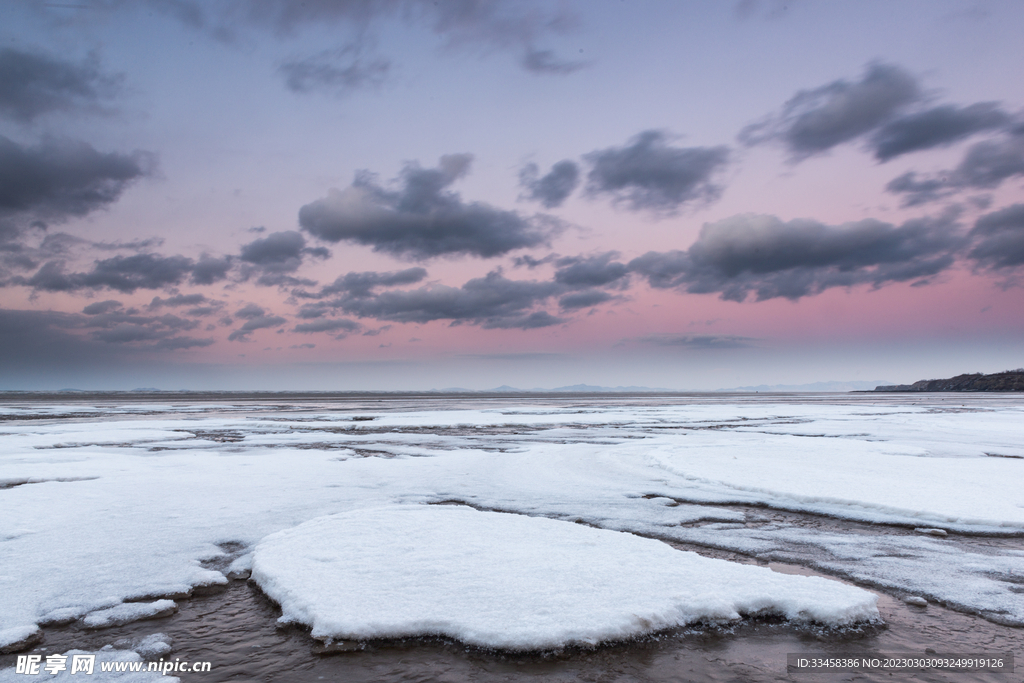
left=2, top=394, right=1022, bottom=653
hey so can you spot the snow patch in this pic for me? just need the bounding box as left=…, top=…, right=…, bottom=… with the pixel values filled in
left=0, top=625, right=42, bottom=654
left=252, top=505, right=880, bottom=651
left=83, top=601, right=177, bottom=629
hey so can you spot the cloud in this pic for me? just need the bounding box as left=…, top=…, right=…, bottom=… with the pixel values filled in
left=740, top=62, right=920, bottom=159
left=886, top=134, right=1024, bottom=206
left=628, top=212, right=963, bottom=301
left=0, top=302, right=214, bottom=356
left=147, top=293, right=211, bottom=309
left=519, top=160, right=579, bottom=208
left=239, top=230, right=329, bottom=286
left=558, top=289, right=612, bottom=310
left=292, top=318, right=361, bottom=336
left=318, top=267, right=428, bottom=298
left=0, top=308, right=122, bottom=372
left=553, top=252, right=629, bottom=288
left=870, top=102, right=1010, bottom=162
left=634, top=334, right=756, bottom=349
left=234, top=303, right=268, bottom=319
left=0, top=48, right=121, bottom=123
left=337, top=269, right=564, bottom=329
left=0, top=135, right=154, bottom=233
left=520, top=49, right=586, bottom=75
left=12, top=248, right=220, bottom=300
left=968, top=203, right=1024, bottom=269
left=82, top=299, right=123, bottom=315
left=190, top=254, right=233, bottom=285
left=299, top=154, right=559, bottom=259
left=227, top=308, right=287, bottom=341
left=152, top=0, right=580, bottom=81
left=280, top=47, right=390, bottom=96
left=583, top=131, right=730, bottom=213
left=25, top=254, right=197, bottom=293
left=153, top=336, right=215, bottom=350
left=512, top=253, right=556, bottom=269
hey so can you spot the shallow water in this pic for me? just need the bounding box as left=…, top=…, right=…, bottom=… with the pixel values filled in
left=5, top=555, right=1019, bottom=683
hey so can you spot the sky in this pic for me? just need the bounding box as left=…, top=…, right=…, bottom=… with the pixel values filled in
left=1, top=0, right=1023, bottom=391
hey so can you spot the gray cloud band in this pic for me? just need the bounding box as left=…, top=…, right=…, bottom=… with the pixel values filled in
left=299, top=155, right=560, bottom=259
left=628, top=212, right=965, bottom=302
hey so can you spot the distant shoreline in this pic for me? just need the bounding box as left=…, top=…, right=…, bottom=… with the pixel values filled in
left=874, top=370, right=1024, bottom=392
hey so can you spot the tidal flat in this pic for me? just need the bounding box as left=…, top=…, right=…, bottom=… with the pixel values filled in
left=1, top=392, right=1021, bottom=681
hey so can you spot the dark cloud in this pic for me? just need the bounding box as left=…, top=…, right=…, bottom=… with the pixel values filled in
left=82, top=299, right=123, bottom=315
left=280, top=47, right=390, bottom=95
left=299, top=155, right=559, bottom=259
left=519, top=160, right=579, bottom=208
left=870, top=102, right=1010, bottom=162
left=0, top=304, right=213, bottom=361
left=190, top=254, right=233, bottom=285
left=92, top=237, right=166, bottom=251
left=239, top=230, right=329, bottom=286
left=0, top=308, right=122, bottom=374
left=886, top=135, right=1024, bottom=206
left=235, top=303, right=268, bottom=319
left=292, top=318, right=361, bottom=335
left=520, top=49, right=586, bottom=75
left=512, top=253, right=555, bottom=269
left=0, top=136, right=154, bottom=231
left=634, top=334, right=756, bottom=349
left=147, top=293, right=211, bottom=309
left=0, top=48, right=121, bottom=123
left=25, top=254, right=196, bottom=293
left=296, top=304, right=329, bottom=319
left=968, top=203, right=1024, bottom=269
left=628, top=212, right=963, bottom=301
left=228, top=310, right=287, bottom=341
left=554, top=252, right=629, bottom=288
left=337, top=269, right=564, bottom=329
left=558, top=289, right=612, bottom=310
left=740, top=63, right=920, bottom=159
left=318, top=267, right=428, bottom=298
left=583, top=131, right=730, bottom=213
left=150, top=0, right=579, bottom=82
left=153, top=336, right=215, bottom=350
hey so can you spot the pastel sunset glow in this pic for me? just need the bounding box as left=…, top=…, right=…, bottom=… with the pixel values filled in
left=1, top=0, right=1022, bottom=390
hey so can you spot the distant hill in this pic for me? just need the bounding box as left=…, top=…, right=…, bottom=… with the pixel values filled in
left=432, top=384, right=674, bottom=393
left=717, top=380, right=892, bottom=393
left=875, top=370, right=1024, bottom=392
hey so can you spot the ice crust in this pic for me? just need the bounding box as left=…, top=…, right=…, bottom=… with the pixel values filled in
left=1, top=397, right=1023, bottom=648
left=83, top=601, right=177, bottom=629
left=252, top=505, right=879, bottom=649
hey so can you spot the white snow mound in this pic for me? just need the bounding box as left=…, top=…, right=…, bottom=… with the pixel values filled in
left=252, top=505, right=879, bottom=650
left=83, top=601, right=177, bottom=629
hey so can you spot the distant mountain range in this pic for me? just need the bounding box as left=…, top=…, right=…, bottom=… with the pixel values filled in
left=716, top=380, right=892, bottom=393
left=874, top=370, right=1024, bottom=392
left=435, top=384, right=674, bottom=393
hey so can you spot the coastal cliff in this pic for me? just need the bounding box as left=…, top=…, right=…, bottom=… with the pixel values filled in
left=875, top=370, right=1024, bottom=392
